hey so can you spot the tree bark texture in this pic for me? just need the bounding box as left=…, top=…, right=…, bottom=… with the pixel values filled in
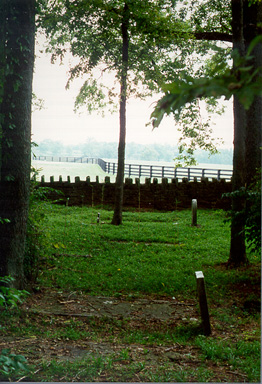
left=228, top=0, right=247, bottom=266
left=0, top=0, right=35, bottom=288
left=111, top=3, right=129, bottom=225
left=243, top=0, right=262, bottom=186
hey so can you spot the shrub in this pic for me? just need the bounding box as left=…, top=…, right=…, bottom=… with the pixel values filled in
left=223, top=171, right=261, bottom=254
left=0, top=277, right=30, bottom=380
left=25, top=166, right=59, bottom=282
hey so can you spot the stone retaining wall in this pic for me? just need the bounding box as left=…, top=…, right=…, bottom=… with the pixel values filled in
left=38, top=176, right=232, bottom=210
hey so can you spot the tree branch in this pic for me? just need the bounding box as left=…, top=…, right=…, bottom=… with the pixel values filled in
left=193, top=31, right=232, bottom=43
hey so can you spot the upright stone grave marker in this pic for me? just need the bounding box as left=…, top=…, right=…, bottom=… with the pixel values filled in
left=192, top=199, right=197, bottom=226
left=195, top=271, right=211, bottom=336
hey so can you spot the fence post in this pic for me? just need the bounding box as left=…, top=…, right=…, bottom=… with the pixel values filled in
left=188, top=168, right=191, bottom=180
left=139, top=165, right=142, bottom=178
left=150, top=166, right=153, bottom=178
left=195, top=271, right=211, bottom=336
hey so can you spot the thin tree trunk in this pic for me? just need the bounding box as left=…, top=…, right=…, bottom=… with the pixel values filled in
left=228, top=0, right=247, bottom=266
left=0, top=0, right=35, bottom=288
left=111, top=3, right=129, bottom=225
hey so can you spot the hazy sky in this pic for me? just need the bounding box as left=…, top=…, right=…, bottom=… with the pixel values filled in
left=32, top=45, right=234, bottom=148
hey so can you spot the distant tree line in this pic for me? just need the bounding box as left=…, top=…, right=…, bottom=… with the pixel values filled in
left=33, top=139, right=233, bottom=165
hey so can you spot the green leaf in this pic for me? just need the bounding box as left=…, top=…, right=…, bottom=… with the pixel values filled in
left=247, top=35, right=262, bottom=56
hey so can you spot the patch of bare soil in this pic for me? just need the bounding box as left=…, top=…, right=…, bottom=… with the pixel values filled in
left=25, top=289, right=197, bottom=320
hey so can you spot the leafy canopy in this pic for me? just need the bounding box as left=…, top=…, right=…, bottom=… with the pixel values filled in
left=151, top=36, right=262, bottom=130
left=38, top=0, right=188, bottom=112
left=37, top=0, right=240, bottom=165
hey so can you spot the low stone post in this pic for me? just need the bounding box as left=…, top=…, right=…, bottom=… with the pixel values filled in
left=195, top=271, right=211, bottom=336
left=192, top=199, right=197, bottom=226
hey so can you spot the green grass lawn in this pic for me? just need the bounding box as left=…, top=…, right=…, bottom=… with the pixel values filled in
left=1, top=204, right=260, bottom=382
left=32, top=160, right=111, bottom=182
left=39, top=205, right=259, bottom=298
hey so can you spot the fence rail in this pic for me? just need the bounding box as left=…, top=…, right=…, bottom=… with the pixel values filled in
left=99, top=159, right=232, bottom=181
left=33, top=155, right=233, bottom=181
left=33, top=155, right=99, bottom=164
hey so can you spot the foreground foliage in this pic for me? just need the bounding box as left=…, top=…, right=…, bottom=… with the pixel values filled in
left=0, top=205, right=260, bottom=382
left=0, top=276, right=30, bottom=380
left=0, top=276, right=29, bottom=308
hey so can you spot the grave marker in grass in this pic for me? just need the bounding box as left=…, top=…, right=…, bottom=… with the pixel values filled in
left=195, top=271, right=211, bottom=336
left=192, top=199, right=197, bottom=226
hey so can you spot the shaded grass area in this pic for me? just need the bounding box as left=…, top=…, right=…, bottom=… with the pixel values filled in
left=0, top=204, right=260, bottom=382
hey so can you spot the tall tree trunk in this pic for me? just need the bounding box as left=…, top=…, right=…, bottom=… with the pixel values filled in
left=112, top=3, right=129, bottom=225
left=0, top=0, right=35, bottom=288
left=228, top=0, right=247, bottom=266
left=243, top=0, right=262, bottom=186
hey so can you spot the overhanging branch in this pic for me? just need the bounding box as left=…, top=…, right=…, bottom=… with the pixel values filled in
left=193, top=31, right=232, bottom=43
